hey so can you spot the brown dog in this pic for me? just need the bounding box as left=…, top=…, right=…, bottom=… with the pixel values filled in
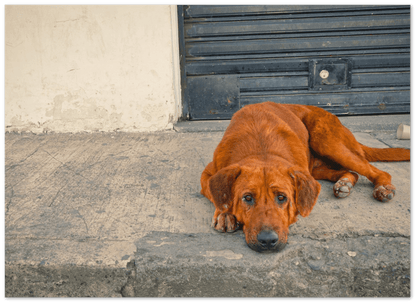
left=200, top=102, right=410, bottom=252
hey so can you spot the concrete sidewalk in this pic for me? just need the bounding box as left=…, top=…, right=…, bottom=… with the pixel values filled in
left=5, top=115, right=411, bottom=297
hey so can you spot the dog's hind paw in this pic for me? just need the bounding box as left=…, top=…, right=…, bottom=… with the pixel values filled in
left=211, top=212, right=239, bottom=233
left=333, top=177, right=354, bottom=198
left=373, top=184, right=396, bottom=202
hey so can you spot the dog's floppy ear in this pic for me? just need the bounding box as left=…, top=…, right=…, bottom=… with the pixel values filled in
left=290, top=170, right=321, bottom=217
left=209, top=164, right=241, bottom=211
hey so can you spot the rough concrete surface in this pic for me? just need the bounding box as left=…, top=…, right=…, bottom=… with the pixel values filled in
left=5, top=115, right=411, bottom=297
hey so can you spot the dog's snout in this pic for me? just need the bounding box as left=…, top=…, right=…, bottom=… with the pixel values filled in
left=257, top=230, right=279, bottom=249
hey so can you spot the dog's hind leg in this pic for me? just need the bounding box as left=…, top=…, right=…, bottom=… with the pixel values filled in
left=302, top=107, right=398, bottom=202
left=311, top=158, right=359, bottom=198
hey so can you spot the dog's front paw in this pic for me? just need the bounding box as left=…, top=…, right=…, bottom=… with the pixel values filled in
left=373, top=184, right=396, bottom=202
left=333, top=177, right=354, bottom=198
left=211, top=212, right=239, bottom=233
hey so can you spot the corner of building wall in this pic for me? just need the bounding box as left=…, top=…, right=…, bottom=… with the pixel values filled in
left=170, top=4, right=182, bottom=124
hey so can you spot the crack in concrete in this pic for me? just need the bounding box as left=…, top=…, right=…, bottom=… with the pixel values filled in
left=193, top=147, right=206, bottom=168
left=42, top=148, right=111, bottom=192
left=5, top=186, right=14, bottom=215
left=295, top=232, right=410, bottom=242
left=67, top=207, right=90, bottom=235
left=5, top=235, right=134, bottom=242
left=120, top=259, right=137, bottom=297
left=374, top=137, right=394, bottom=148
left=48, top=184, right=66, bottom=207
left=6, top=146, right=42, bottom=171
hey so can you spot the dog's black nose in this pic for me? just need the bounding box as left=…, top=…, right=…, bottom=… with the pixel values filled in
left=257, top=230, right=279, bottom=249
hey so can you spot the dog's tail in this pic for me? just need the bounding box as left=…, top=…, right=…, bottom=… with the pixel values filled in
left=361, top=144, right=410, bottom=162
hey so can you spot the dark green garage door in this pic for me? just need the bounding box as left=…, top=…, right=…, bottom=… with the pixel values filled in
left=178, top=5, right=410, bottom=120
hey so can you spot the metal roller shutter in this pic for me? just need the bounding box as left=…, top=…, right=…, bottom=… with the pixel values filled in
left=178, top=5, right=410, bottom=120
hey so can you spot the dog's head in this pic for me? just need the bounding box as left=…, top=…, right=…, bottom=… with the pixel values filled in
left=209, top=162, right=320, bottom=252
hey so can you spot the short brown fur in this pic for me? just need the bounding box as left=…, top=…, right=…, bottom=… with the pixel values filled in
left=200, top=102, right=410, bottom=252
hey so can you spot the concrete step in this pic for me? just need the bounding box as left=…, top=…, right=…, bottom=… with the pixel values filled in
left=174, top=114, right=411, bottom=133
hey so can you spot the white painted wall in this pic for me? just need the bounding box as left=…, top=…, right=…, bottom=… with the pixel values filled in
left=5, top=5, right=182, bottom=133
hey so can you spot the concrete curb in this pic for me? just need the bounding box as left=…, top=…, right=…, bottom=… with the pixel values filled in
left=174, top=114, right=410, bottom=133
left=6, top=232, right=410, bottom=297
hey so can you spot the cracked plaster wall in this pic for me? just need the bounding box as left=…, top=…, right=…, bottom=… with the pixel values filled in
left=5, top=5, right=181, bottom=133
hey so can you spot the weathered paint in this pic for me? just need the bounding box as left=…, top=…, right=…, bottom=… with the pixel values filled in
left=5, top=5, right=182, bottom=133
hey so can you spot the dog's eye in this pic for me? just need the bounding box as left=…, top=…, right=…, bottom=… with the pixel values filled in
left=276, top=194, right=287, bottom=204
left=242, top=194, right=254, bottom=204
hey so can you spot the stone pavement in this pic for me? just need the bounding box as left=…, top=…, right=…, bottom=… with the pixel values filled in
left=4, top=114, right=411, bottom=297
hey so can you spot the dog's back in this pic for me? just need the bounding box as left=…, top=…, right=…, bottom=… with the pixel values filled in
left=214, top=102, right=311, bottom=170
